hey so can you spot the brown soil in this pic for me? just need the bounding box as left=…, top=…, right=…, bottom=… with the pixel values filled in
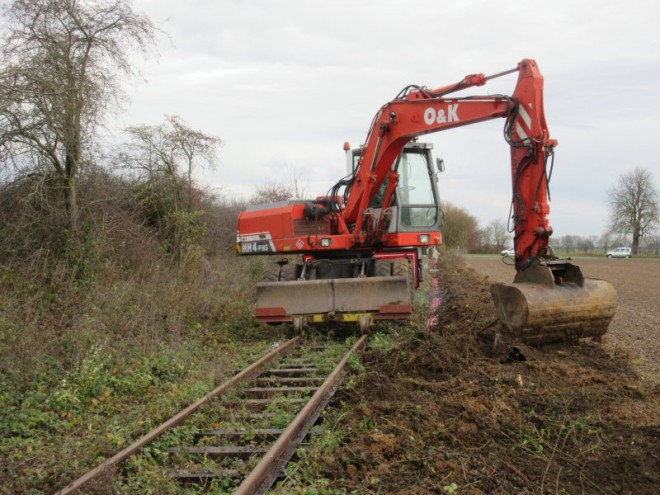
left=321, top=254, right=659, bottom=494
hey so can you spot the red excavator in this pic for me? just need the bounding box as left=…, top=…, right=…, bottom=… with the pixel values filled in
left=237, top=59, right=616, bottom=344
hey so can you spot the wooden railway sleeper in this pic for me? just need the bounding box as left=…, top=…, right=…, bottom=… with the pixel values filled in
left=263, top=367, right=319, bottom=375
left=169, top=468, right=242, bottom=482
left=242, top=386, right=320, bottom=397
left=165, top=445, right=270, bottom=459
left=225, top=397, right=308, bottom=409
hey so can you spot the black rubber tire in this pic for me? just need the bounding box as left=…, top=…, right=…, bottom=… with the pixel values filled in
left=392, top=257, right=414, bottom=304
left=392, top=257, right=411, bottom=278
left=280, top=262, right=298, bottom=281
left=261, top=263, right=281, bottom=282
left=374, top=259, right=392, bottom=277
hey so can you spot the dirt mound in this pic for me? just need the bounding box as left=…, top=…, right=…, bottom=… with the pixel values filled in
left=323, top=254, right=659, bottom=494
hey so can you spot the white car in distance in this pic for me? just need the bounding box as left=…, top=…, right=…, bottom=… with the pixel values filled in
left=606, top=247, right=632, bottom=258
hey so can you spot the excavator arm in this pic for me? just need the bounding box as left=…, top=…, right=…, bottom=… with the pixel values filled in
left=344, top=59, right=555, bottom=271
left=338, top=59, right=616, bottom=343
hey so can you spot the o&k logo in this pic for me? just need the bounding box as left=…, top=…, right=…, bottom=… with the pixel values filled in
left=423, top=104, right=460, bottom=125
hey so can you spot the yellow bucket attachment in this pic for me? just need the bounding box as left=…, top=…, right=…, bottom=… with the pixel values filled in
left=490, top=261, right=616, bottom=346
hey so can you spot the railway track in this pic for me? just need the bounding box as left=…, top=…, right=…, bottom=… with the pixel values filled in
left=55, top=334, right=367, bottom=494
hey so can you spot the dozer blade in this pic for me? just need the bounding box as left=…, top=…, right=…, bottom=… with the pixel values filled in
left=490, top=261, right=616, bottom=346
left=255, top=276, right=412, bottom=325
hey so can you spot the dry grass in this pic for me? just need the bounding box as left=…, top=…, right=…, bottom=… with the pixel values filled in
left=0, top=170, right=289, bottom=493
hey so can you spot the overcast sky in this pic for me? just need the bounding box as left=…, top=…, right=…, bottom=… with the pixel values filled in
left=110, top=0, right=660, bottom=238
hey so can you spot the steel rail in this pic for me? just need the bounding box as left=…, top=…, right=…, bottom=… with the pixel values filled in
left=54, top=336, right=301, bottom=495
left=234, top=334, right=368, bottom=495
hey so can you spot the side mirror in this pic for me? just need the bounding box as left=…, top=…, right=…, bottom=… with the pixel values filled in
left=436, top=158, right=445, bottom=172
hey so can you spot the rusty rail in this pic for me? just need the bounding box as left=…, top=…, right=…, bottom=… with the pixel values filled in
left=234, top=334, right=368, bottom=495
left=54, top=336, right=301, bottom=495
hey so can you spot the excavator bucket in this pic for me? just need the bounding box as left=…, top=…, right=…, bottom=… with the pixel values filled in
left=490, top=261, right=616, bottom=346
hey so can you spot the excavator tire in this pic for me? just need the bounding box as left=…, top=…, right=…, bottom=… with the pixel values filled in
left=261, top=263, right=281, bottom=282
left=374, top=260, right=392, bottom=277
left=392, top=258, right=414, bottom=304
left=280, top=262, right=298, bottom=281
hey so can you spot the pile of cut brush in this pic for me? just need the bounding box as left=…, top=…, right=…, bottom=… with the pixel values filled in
left=321, top=253, right=659, bottom=494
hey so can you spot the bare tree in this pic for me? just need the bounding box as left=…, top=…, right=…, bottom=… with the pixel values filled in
left=0, top=0, right=156, bottom=236
left=167, top=116, right=221, bottom=212
left=123, top=116, right=221, bottom=212
left=250, top=183, right=293, bottom=204
left=288, top=168, right=308, bottom=200
left=486, top=219, right=510, bottom=250
left=608, top=167, right=659, bottom=255
left=248, top=167, right=307, bottom=205
left=121, top=116, right=221, bottom=261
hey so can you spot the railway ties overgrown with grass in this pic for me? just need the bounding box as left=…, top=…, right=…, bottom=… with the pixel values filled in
left=55, top=334, right=367, bottom=495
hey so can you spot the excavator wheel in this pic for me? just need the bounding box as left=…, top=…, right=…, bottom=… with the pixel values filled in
left=261, top=263, right=281, bottom=282
left=374, top=259, right=392, bottom=277
left=359, top=314, right=372, bottom=334
left=392, top=257, right=414, bottom=304
left=260, top=263, right=285, bottom=326
left=280, top=262, right=298, bottom=281
left=292, top=316, right=305, bottom=335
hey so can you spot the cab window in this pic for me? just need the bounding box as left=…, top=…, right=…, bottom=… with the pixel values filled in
left=396, top=150, right=438, bottom=227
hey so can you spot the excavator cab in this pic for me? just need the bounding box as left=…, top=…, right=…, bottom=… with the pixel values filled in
left=350, top=142, right=442, bottom=236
